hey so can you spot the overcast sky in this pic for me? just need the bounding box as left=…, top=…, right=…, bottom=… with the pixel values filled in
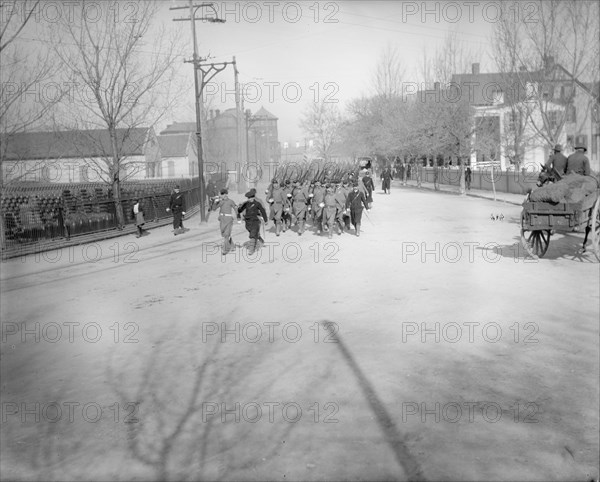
left=11, top=1, right=504, bottom=142
left=161, top=0, right=499, bottom=141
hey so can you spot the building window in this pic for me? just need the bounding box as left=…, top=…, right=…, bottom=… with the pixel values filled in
left=547, top=111, right=560, bottom=130
left=566, top=105, right=577, bottom=123
left=575, top=134, right=587, bottom=149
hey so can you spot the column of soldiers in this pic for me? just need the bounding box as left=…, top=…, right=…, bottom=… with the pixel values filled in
left=210, top=167, right=374, bottom=254
left=261, top=175, right=370, bottom=239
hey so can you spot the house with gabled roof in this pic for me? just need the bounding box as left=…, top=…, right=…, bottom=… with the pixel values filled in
left=157, top=133, right=197, bottom=178
left=1, top=127, right=160, bottom=184
left=450, top=60, right=599, bottom=172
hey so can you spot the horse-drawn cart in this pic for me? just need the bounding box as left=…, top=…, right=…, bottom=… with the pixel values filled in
left=520, top=183, right=600, bottom=259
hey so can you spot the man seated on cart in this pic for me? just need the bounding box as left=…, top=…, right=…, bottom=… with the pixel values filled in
left=566, top=145, right=591, bottom=176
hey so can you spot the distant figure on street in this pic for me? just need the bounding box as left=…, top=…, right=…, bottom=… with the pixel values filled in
left=362, top=171, right=375, bottom=208
left=381, top=167, right=393, bottom=194
left=167, top=185, right=186, bottom=235
left=132, top=199, right=146, bottom=238
left=465, top=167, right=472, bottom=191
left=566, top=145, right=591, bottom=176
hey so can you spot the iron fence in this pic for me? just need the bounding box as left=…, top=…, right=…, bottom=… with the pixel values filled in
left=1, top=178, right=203, bottom=256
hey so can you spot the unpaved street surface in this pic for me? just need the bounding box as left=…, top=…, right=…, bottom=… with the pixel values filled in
left=1, top=186, right=599, bottom=481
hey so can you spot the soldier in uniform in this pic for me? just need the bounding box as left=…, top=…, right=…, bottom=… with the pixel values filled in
left=167, top=185, right=187, bottom=235
left=266, top=179, right=289, bottom=236
left=334, top=182, right=349, bottom=233
left=321, top=184, right=341, bottom=239
left=346, top=181, right=369, bottom=236
left=310, top=180, right=325, bottom=234
left=545, top=144, right=568, bottom=177
left=281, top=180, right=293, bottom=231
left=238, top=188, right=268, bottom=254
left=212, top=188, right=239, bottom=254
left=291, top=179, right=310, bottom=235
left=566, top=145, right=591, bottom=176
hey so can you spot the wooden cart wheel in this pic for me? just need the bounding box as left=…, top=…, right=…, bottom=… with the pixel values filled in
left=590, top=196, right=600, bottom=261
left=521, top=213, right=551, bottom=258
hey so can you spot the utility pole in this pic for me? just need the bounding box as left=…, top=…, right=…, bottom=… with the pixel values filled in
left=233, top=57, right=244, bottom=189
left=171, top=1, right=225, bottom=222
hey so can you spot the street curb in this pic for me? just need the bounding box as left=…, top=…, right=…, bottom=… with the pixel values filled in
left=395, top=182, right=525, bottom=206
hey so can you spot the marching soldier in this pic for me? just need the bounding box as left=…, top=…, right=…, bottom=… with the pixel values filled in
left=281, top=179, right=293, bottom=230
left=266, top=179, right=289, bottom=236
left=346, top=181, right=369, bottom=236
left=335, top=182, right=350, bottom=232
left=310, top=180, right=326, bottom=234
left=322, top=184, right=342, bottom=239
left=291, top=179, right=310, bottom=235
left=237, top=188, right=268, bottom=254
left=166, top=185, right=187, bottom=235
left=212, top=188, right=239, bottom=254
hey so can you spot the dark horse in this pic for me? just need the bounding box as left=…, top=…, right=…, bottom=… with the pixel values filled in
left=536, top=163, right=562, bottom=187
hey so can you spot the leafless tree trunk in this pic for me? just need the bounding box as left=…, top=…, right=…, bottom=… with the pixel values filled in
left=372, top=43, right=406, bottom=99
left=299, top=100, right=343, bottom=163
left=50, top=1, right=185, bottom=227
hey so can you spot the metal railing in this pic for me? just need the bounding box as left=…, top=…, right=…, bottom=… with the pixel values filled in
left=1, top=178, right=203, bottom=258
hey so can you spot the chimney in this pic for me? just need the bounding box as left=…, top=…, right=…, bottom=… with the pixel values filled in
left=434, top=82, right=440, bottom=91
left=544, top=55, right=555, bottom=72
left=209, top=109, right=214, bottom=119
left=472, top=63, right=480, bottom=75
left=519, top=65, right=527, bottom=72
left=215, top=109, right=220, bottom=117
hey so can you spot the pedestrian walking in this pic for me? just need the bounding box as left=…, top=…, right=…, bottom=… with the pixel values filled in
left=362, top=171, right=375, bottom=208
left=212, top=188, right=239, bottom=254
left=132, top=198, right=146, bottom=238
left=237, top=188, right=268, bottom=254
left=465, top=167, right=472, bottom=191
left=381, top=167, right=393, bottom=194
left=166, top=185, right=186, bottom=235
left=346, top=182, right=369, bottom=237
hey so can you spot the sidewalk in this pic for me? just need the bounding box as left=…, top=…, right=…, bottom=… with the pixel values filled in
left=395, top=179, right=527, bottom=205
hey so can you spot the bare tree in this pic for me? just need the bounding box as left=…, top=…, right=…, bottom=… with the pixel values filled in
left=492, top=0, right=600, bottom=149
left=372, top=43, right=406, bottom=99
left=0, top=0, right=63, bottom=185
left=299, top=100, right=343, bottom=162
left=50, top=1, right=185, bottom=227
left=419, top=31, right=480, bottom=87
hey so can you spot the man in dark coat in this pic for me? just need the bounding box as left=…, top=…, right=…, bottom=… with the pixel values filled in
left=237, top=188, right=268, bottom=254
left=381, top=167, right=393, bottom=194
left=545, top=144, right=568, bottom=176
left=345, top=182, right=369, bottom=236
left=167, top=185, right=186, bottom=235
left=465, top=167, right=472, bottom=191
left=362, top=171, right=375, bottom=208
left=566, top=145, right=591, bottom=176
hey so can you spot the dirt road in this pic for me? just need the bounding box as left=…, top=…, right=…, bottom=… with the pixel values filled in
left=1, top=186, right=598, bottom=481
